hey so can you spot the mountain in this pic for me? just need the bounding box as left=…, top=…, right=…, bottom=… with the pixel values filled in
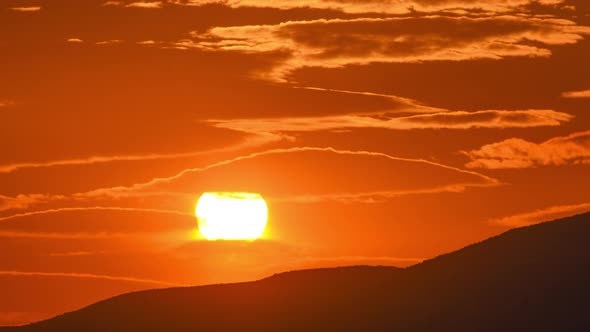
left=3, top=212, right=590, bottom=331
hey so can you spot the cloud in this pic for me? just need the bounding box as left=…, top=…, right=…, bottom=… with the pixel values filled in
left=0, top=129, right=281, bottom=174
left=561, top=89, right=590, bottom=98
left=67, top=38, right=84, bottom=43
left=0, top=206, right=191, bottom=222
left=9, top=7, right=41, bottom=12
left=269, top=184, right=495, bottom=204
left=185, top=16, right=590, bottom=80
left=48, top=251, right=104, bottom=257
left=0, top=207, right=195, bottom=240
left=0, top=194, right=63, bottom=212
left=490, top=202, right=590, bottom=227
left=211, top=109, right=573, bottom=134
left=123, top=0, right=565, bottom=14
left=96, top=39, right=124, bottom=45
left=0, top=271, right=183, bottom=287
left=105, top=1, right=164, bottom=8
left=75, top=147, right=498, bottom=203
left=293, top=86, right=447, bottom=114
left=0, top=231, right=135, bottom=239
left=464, top=130, right=590, bottom=169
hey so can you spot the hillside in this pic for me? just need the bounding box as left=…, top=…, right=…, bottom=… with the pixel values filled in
left=3, top=212, right=590, bottom=331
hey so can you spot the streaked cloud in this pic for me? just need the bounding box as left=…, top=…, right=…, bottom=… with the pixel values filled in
left=75, top=147, right=498, bottom=202
left=105, top=1, right=164, bottom=8
left=96, top=39, right=124, bottom=45
left=211, top=109, right=573, bottom=134
left=9, top=7, right=41, bottom=12
left=48, top=251, right=104, bottom=257
left=0, top=207, right=194, bottom=240
left=185, top=16, right=590, bottom=80
left=491, top=202, right=590, bottom=227
left=0, top=230, right=134, bottom=239
left=67, top=38, right=84, bottom=43
left=268, top=184, right=492, bottom=204
left=0, top=129, right=281, bottom=174
left=115, top=0, right=565, bottom=14
left=464, top=130, right=590, bottom=169
left=0, top=194, right=62, bottom=212
left=0, top=270, right=183, bottom=287
left=0, top=206, right=191, bottom=222
left=561, top=89, right=590, bottom=98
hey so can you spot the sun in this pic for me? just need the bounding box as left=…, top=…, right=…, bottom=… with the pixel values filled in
left=195, top=192, right=268, bottom=240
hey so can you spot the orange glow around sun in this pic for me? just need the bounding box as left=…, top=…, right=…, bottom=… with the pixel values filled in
left=195, top=192, right=268, bottom=240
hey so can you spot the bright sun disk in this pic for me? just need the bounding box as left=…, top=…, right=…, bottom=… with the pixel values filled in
left=195, top=192, right=268, bottom=240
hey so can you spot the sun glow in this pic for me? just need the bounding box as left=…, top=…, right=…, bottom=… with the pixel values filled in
left=195, top=192, right=268, bottom=240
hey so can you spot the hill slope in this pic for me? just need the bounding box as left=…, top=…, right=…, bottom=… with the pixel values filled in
left=4, top=212, right=590, bottom=331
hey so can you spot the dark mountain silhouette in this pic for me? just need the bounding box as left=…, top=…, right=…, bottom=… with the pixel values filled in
left=3, top=212, right=590, bottom=331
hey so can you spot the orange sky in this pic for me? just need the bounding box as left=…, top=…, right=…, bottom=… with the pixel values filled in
left=1, top=0, right=590, bottom=326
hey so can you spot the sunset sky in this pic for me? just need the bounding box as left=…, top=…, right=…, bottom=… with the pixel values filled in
left=1, top=0, right=590, bottom=326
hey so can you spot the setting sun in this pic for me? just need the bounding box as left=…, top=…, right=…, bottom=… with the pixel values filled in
left=195, top=192, right=268, bottom=240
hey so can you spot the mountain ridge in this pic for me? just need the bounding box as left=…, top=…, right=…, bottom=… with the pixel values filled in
left=2, top=212, right=589, bottom=331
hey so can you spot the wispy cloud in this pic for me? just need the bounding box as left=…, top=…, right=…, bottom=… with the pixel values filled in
left=0, top=206, right=192, bottom=222
left=67, top=38, right=84, bottom=43
left=185, top=16, right=590, bottom=80
left=0, top=194, right=63, bottom=212
left=211, top=109, right=573, bottom=135
left=0, top=130, right=280, bottom=174
left=464, top=130, right=590, bottom=169
left=0, top=270, right=184, bottom=287
left=490, top=202, right=590, bottom=227
left=48, top=251, right=104, bottom=257
left=0, top=230, right=135, bottom=239
left=268, top=184, right=495, bottom=204
left=294, top=86, right=447, bottom=114
left=76, top=146, right=498, bottom=200
left=10, top=7, right=41, bottom=12
left=119, top=0, right=566, bottom=15
left=561, top=89, right=590, bottom=98
left=105, top=1, right=164, bottom=8
left=96, top=39, right=124, bottom=45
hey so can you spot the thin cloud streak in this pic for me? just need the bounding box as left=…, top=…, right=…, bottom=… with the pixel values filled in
left=269, top=184, right=499, bottom=204
left=561, top=89, right=590, bottom=98
left=0, top=194, right=64, bottom=212
left=0, top=271, right=184, bottom=287
left=104, top=1, right=163, bottom=8
left=0, top=230, right=137, bottom=239
left=0, top=206, right=192, bottom=222
left=0, top=130, right=281, bottom=174
left=491, top=203, right=590, bottom=227
left=9, top=7, right=41, bottom=12
left=78, top=146, right=499, bottom=199
left=293, top=86, right=447, bottom=114
left=210, top=109, right=573, bottom=134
